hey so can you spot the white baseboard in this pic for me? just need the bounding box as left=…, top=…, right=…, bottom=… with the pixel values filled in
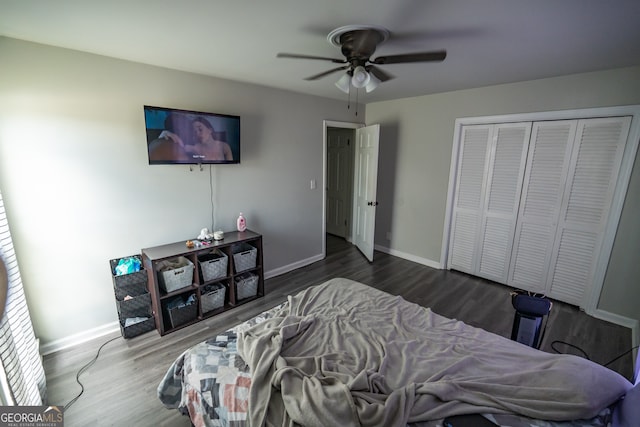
left=264, top=254, right=324, bottom=279
left=374, top=244, right=441, bottom=269
left=41, top=251, right=638, bottom=366
left=376, top=245, right=640, bottom=346
left=40, top=254, right=326, bottom=356
left=40, top=321, right=120, bottom=356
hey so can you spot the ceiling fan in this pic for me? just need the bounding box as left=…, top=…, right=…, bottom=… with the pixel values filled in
left=277, top=25, right=446, bottom=93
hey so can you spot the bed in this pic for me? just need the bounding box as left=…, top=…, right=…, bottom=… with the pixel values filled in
left=158, top=278, right=637, bottom=427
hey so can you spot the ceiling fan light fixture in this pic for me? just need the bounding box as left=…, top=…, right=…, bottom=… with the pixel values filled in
left=335, top=73, right=351, bottom=93
left=351, top=66, right=370, bottom=89
left=278, top=25, right=446, bottom=96
left=365, top=73, right=381, bottom=93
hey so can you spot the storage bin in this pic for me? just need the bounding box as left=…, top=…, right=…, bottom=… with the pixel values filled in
left=236, top=273, right=258, bottom=300
left=201, top=282, right=227, bottom=313
left=157, top=257, right=194, bottom=293
left=116, top=293, right=152, bottom=319
left=120, top=316, right=155, bottom=339
left=232, top=243, right=257, bottom=273
left=166, top=294, right=198, bottom=328
left=110, top=255, right=147, bottom=291
left=110, top=254, right=154, bottom=339
left=199, top=250, right=228, bottom=282
left=113, top=280, right=148, bottom=301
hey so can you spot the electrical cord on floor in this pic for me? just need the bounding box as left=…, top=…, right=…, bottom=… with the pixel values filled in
left=551, top=340, right=639, bottom=382
left=65, top=336, right=120, bottom=410
left=550, top=340, right=590, bottom=360
left=602, top=345, right=639, bottom=370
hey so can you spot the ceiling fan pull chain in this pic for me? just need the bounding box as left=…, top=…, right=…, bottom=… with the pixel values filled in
left=355, top=88, right=359, bottom=116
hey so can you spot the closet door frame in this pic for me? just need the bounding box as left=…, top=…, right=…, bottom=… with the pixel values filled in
left=441, top=105, right=640, bottom=317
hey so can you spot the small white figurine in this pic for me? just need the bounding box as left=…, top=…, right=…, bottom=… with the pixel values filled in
left=198, top=228, right=209, bottom=240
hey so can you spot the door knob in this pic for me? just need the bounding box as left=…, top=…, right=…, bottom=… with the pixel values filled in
left=367, top=201, right=379, bottom=206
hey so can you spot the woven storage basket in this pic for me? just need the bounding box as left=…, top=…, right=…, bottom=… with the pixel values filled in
left=158, top=257, right=194, bottom=293
left=201, top=282, right=226, bottom=313
left=199, top=250, right=228, bottom=282
left=120, top=316, right=155, bottom=339
left=110, top=255, right=147, bottom=298
left=112, top=280, right=148, bottom=301
left=236, top=273, right=258, bottom=300
left=110, top=255, right=143, bottom=277
left=167, top=296, right=198, bottom=328
left=232, top=243, right=257, bottom=273
left=116, top=293, right=152, bottom=319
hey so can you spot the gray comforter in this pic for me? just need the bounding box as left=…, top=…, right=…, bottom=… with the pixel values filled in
left=237, top=278, right=631, bottom=427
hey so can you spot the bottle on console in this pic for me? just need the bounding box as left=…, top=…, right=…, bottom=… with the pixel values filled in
left=237, top=213, right=247, bottom=232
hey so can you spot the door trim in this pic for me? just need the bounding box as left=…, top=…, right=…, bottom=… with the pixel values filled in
left=323, top=120, right=364, bottom=258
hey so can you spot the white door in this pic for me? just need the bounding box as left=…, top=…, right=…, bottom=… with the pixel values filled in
left=326, top=128, right=354, bottom=238
left=508, top=117, right=631, bottom=306
left=352, top=124, right=380, bottom=262
left=477, top=123, right=531, bottom=282
left=445, top=108, right=638, bottom=312
left=546, top=117, right=630, bottom=305
left=448, top=123, right=531, bottom=282
left=509, top=120, right=577, bottom=293
left=448, top=125, right=493, bottom=273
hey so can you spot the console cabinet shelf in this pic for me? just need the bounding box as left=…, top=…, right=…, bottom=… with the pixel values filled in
left=141, top=230, right=264, bottom=336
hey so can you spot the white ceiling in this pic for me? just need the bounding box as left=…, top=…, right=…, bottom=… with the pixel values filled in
left=1, top=0, right=640, bottom=103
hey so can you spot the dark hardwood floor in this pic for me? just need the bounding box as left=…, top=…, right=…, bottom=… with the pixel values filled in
left=43, top=234, right=634, bottom=426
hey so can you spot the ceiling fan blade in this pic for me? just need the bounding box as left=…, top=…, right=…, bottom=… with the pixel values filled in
left=277, top=53, right=347, bottom=64
left=304, top=66, right=349, bottom=81
left=367, top=65, right=394, bottom=82
left=372, top=50, right=447, bottom=65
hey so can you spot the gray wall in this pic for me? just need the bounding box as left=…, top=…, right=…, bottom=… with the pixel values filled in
left=2, top=34, right=638, bottom=348
left=0, top=37, right=361, bottom=346
left=367, top=66, right=640, bottom=322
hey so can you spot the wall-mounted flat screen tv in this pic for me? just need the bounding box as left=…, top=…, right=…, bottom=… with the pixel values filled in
left=144, top=105, right=240, bottom=165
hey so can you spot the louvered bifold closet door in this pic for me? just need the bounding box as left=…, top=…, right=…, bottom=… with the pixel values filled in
left=448, top=125, right=492, bottom=273
left=477, top=123, right=531, bottom=282
left=508, top=120, right=577, bottom=293
left=547, top=117, right=631, bottom=306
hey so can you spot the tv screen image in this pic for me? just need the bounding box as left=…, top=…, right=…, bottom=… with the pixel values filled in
left=144, top=105, right=240, bottom=165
